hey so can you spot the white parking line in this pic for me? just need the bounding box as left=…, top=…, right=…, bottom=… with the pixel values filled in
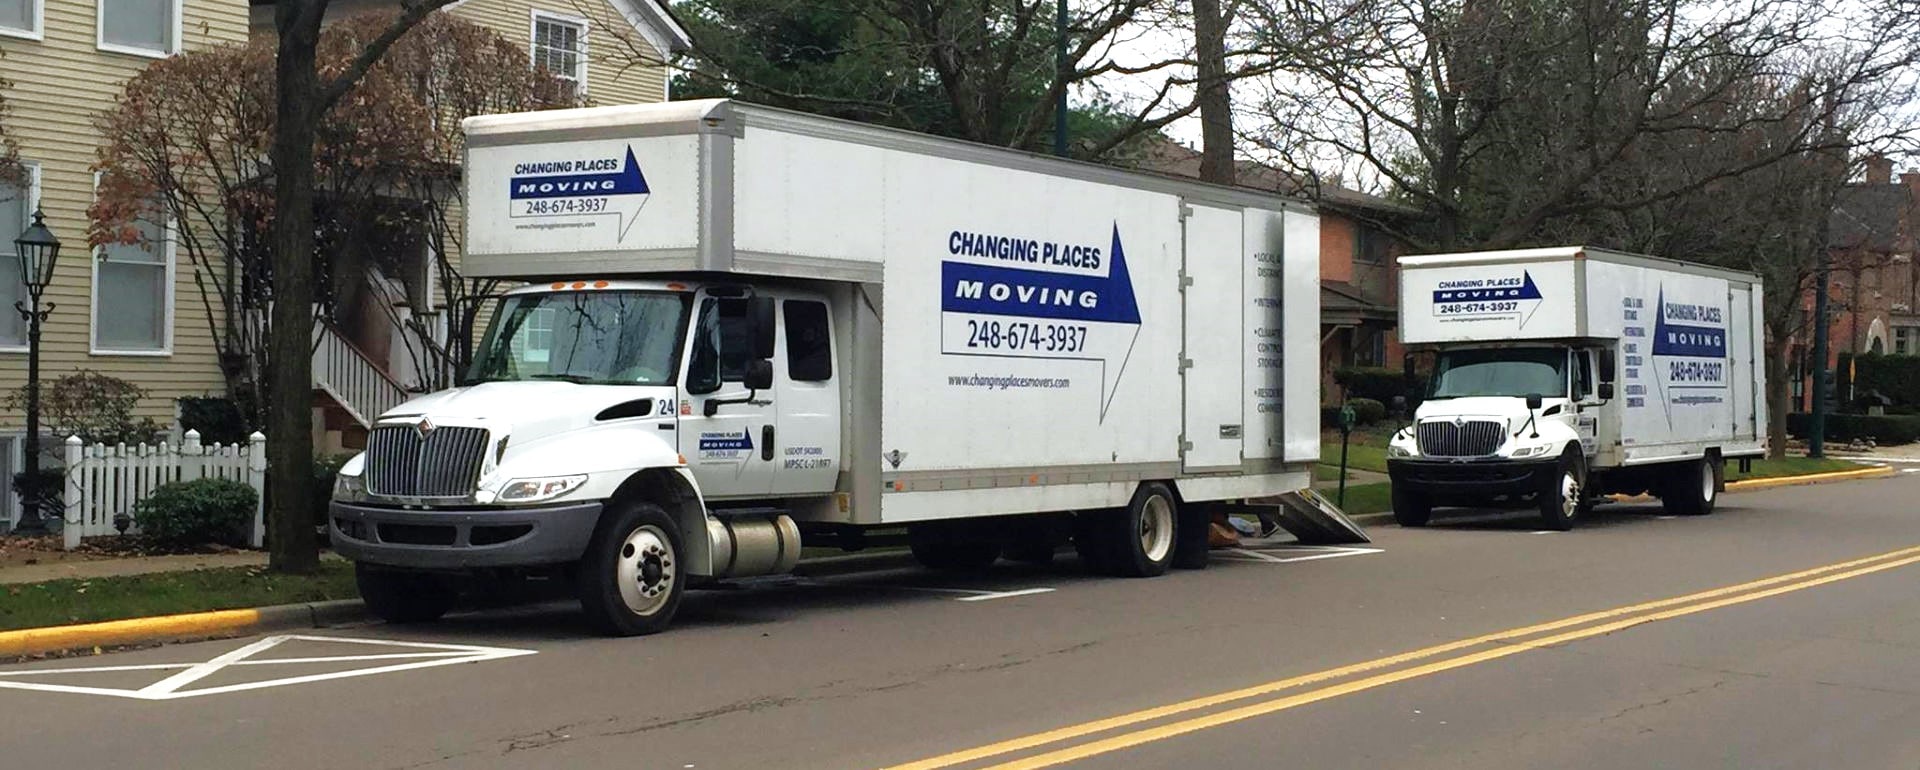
left=956, top=588, right=1057, bottom=602
left=0, top=635, right=536, bottom=701
left=1218, top=545, right=1383, bottom=563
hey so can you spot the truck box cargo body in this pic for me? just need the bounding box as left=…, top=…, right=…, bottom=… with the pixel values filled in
left=327, top=99, right=1344, bottom=634
left=1387, top=247, right=1765, bottom=530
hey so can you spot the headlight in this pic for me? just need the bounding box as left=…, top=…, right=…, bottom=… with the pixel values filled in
left=1388, top=445, right=1412, bottom=458
left=332, top=472, right=366, bottom=502
left=1510, top=444, right=1553, bottom=458
left=497, top=474, right=588, bottom=503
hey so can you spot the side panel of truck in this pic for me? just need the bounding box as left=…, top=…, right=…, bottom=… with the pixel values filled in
left=1584, top=260, right=1754, bottom=463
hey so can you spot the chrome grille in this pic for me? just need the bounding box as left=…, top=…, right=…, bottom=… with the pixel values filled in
left=365, top=425, right=489, bottom=498
left=1416, top=420, right=1505, bottom=458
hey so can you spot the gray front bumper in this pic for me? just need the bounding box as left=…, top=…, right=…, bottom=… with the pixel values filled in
left=329, top=500, right=603, bottom=570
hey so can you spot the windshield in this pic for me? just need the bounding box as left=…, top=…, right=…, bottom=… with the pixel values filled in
left=465, top=291, right=691, bottom=386
left=1428, top=347, right=1567, bottom=399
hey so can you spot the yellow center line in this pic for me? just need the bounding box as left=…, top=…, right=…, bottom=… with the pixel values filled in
left=978, top=552, right=1920, bottom=770
left=882, top=545, right=1920, bottom=770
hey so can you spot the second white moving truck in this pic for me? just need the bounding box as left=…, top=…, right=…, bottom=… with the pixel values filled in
left=327, top=99, right=1357, bottom=635
left=1387, top=247, right=1766, bottom=530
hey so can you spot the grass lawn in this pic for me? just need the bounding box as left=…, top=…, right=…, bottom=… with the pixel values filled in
left=1320, top=428, right=1395, bottom=474
left=1327, top=481, right=1393, bottom=515
left=0, top=562, right=358, bottom=632
left=1725, top=456, right=1870, bottom=482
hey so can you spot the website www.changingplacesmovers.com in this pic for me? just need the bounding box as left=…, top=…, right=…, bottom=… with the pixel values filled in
left=948, top=374, right=1072, bottom=390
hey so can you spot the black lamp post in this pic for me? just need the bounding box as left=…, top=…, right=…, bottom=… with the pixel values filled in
left=12, top=210, right=60, bottom=534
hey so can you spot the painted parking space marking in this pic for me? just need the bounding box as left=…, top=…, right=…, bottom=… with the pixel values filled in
left=1216, top=545, right=1383, bottom=564
left=818, top=582, right=1058, bottom=602
left=0, top=635, right=536, bottom=701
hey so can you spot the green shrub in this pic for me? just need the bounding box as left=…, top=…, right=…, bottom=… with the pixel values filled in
left=1785, top=412, right=1920, bottom=445
left=134, top=478, right=257, bottom=547
left=1348, top=398, right=1387, bottom=425
left=10, top=468, right=62, bottom=524
left=1333, top=367, right=1426, bottom=411
left=177, top=397, right=252, bottom=445
left=1847, top=353, right=1920, bottom=408
left=313, top=453, right=353, bottom=528
left=4, top=370, right=161, bottom=445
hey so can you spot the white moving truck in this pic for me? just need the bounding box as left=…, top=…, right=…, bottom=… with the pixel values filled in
left=327, top=99, right=1357, bottom=635
left=1387, top=247, right=1766, bottom=530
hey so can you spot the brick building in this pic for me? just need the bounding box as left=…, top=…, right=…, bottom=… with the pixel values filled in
left=1797, top=155, right=1920, bottom=409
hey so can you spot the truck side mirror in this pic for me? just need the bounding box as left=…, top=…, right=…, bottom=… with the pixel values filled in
left=748, top=296, right=777, bottom=360
left=1597, top=382, right=1615, bottom=400
left=744, top=358, right=774, bottom=390
left=1525, top=393, right=1543, bottom=411
left=1596, top=350, right=1615, bottom=383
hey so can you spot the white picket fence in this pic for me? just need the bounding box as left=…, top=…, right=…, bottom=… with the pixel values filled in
left=60, top=430, right=268, bottom=551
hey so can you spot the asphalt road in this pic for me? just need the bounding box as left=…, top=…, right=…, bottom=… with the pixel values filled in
left=3, top=473, right=1918, bottom=770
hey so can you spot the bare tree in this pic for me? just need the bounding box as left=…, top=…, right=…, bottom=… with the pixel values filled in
left=1241, top=0, right=1919, bottom=252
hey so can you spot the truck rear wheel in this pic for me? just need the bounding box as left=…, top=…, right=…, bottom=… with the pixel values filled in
left=1537, top=452, right=1586, bottom=531
left=1391, top=486, right=1432, bottom=528
left=577, top=502, right=685, bottom=636
left=1170, top=502, right=1210, bottom=570
left=355, top=565, right=456, bottom=624
left=1661, top=458, right=1720, bottom=516
left=1104, top=483, right=1176, bottom=578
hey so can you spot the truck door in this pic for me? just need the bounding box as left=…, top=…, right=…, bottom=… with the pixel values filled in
left=1181, top=202, right=1246, bottom=472
left=769, top=297, right=842, bottom=496
left=679, top=294, right=778, bottom=499
left=1728, top=285, right=1757, bottom=440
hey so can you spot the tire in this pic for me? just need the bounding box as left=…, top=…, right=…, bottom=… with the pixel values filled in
left=1538, top=452, right=1587, bottom=531
left=1171, top=501, right=1211, bottom=570
left=1661, top=458, right=1720, bottom=516
left=355, top=564, right=456, bottom=624
left=577, top=502, right=685, bottom=636
left=1391, top=485, right=1432, bottom=528
left=1105, top=483, right=1177, bottom=578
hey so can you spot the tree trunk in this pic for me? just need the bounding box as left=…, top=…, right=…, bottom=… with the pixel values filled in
left=267, top=0, right=324, bottom=573
left=1192, top=0, right=1233, bottom=185
left=1765, top=332, right=1790, bottom=460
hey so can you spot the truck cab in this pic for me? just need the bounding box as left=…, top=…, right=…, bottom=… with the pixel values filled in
left=1386, top=343, right=1615, bottom=529
left=330, top=279, right=836, bottom=635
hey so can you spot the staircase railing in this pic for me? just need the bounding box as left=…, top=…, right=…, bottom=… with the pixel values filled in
left=312, top=319, right=410, bottom=428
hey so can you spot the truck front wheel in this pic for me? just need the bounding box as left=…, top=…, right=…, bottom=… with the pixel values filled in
left=577, top=502, right=685, bottom=636
left=1391, top=486, right=1431, bottom=528
left=1538, top=452, right=1587, bottom=531
left=355, top=565, right=456, bottom=624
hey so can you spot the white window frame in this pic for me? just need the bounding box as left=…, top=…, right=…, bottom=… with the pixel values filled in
left=0, top=0, right=43, bottom=40
left=1, top=161, right=41, bottom=354
left=529, top=10, right=589, bottom=98
left=89, top=174, right=175, bottom=356
left=96, top=0, right=183, bottom=58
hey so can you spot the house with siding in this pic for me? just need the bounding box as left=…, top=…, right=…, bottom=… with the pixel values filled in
left=0, top=0, right=685, bottom=529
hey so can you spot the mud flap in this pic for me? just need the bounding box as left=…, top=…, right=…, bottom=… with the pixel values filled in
left=1262, top=488, right=1371, bottom=545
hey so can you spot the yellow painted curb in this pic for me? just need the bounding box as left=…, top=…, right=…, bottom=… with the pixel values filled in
left=0, top=608, right=261, bottom=658
left=1723, top=465, right=1898, bottom=491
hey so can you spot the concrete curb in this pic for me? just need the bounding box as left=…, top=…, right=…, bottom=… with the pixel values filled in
left=0, top=599, right=368, bottom=659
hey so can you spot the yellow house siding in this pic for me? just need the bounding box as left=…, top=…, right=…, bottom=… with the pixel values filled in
left=445, top=0, right=667, bottom=107
left=0, top=0, right=250, bottom=430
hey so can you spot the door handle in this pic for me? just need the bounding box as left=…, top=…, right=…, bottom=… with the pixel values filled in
left=762, top=425, right=775, bottom=461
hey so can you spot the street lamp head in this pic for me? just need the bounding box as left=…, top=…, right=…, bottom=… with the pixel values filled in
left=14, top=209, right=61, bottom=293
